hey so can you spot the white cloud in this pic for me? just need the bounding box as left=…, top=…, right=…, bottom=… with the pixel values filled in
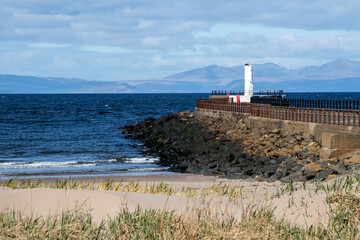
left=29, top=42, right=71, bottom=48
left=141, top=37, right=161, bottom=47
left=151, top=55, right=175, bottom=66
left=81, top=45, right=131, bottom=54
left=0, top=0, right=360, bottom=80
left=137, top=20, right=154, bottom=30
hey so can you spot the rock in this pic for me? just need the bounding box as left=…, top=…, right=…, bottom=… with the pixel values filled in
left=270, top=129, right=281, bottom=134
left=277, top=148, right=294, bottom=158
left=269, top=160, right=277, bottom=164
left=243, top=169, right=254, bottom=176
left=305, top=162, right=324, bottom=172
left=284, top=171, right=305, bottom=182
left=313, top=170, right=336, bottom=181
left=343, top=151, right=360, bottom=164
left=304, top=172, right=316, bottom=181
left=263, top=171, right=276, bottom=178
left=293, top=145, right=303, bottom=153
left=327, top=174, right=337, bottom=179
left=267, top=151, right=280, bottom=159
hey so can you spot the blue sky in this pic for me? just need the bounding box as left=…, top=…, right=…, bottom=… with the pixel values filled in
left=0, top=0, right=360, bottom=81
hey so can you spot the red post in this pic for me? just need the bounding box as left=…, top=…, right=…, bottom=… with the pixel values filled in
left=353, top=110, right=356, bottom=126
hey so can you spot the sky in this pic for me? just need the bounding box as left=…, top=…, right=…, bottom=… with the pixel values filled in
left=1, top=0, right=360, bottom=81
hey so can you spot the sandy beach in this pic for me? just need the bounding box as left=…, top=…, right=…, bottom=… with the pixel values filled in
left=0, top=174, right=331, bottom=228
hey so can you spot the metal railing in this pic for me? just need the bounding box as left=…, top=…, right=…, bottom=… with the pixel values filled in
left=288, top=98, right=360, bottom=110
left=196, top=99, right=360, bottom=127
left=211, top=91, right=359, bottom=111
left=211, top=90, right=284, bottom=96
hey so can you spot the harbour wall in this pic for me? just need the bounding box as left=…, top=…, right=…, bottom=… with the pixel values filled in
left=195, top=108, right=360, bottom=159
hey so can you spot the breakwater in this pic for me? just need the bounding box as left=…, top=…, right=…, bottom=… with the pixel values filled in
left=196, top=99, right=360, bottom=159
left=122, top=111, right=360, bottom=182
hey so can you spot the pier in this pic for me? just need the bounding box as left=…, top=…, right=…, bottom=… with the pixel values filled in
left=196, top=63, right=360, bottom=159
left=196, top=98, right=360, bottom=159
left=196, top=98, right=360, bottom=127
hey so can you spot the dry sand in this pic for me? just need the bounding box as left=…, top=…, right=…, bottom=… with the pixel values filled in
left=0, top=174, right=330, bottom=228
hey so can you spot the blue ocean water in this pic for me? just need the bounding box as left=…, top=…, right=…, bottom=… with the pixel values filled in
left=0, top=92, right=359, bottom=179
left=0, top=94, right=207, bottom=179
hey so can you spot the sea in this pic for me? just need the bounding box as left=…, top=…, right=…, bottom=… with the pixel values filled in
left=0, top=92, right=359, bottom=179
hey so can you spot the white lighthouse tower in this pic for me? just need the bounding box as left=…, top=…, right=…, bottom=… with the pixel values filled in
left=244, top=63, right=253, bottom=96
left=219, top=62, right=285, bottom=104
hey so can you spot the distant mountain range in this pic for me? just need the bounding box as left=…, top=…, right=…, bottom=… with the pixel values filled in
left=1, top=58, right=360, bottom=93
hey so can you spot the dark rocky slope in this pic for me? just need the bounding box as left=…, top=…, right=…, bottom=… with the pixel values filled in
left=122, top=111, right=358, bottom=181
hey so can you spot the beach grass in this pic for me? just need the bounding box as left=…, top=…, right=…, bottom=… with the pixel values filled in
left=0, top=178, right=246, bottom=198
left=1, top=175, right=360, bottom=239
left=0, top=205, right=307, bottom=239
left=0, top=191, right=359, bottom=240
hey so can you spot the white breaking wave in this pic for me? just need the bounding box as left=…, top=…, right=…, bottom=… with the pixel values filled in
left=0, top=157, right=159, bottom=170
left=0, top=159, right=117, bottom=169
left=0, top=161, right=94, bottom=169
left=123, top=157, right=159, bottom=163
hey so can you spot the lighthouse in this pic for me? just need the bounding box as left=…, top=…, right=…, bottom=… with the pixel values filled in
left=244, top=63, right=253, bottom=96
left=211, top=62, right=287, bottom=105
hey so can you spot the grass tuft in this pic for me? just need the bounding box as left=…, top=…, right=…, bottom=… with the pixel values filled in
left=1, top=178, right=248, bottom=198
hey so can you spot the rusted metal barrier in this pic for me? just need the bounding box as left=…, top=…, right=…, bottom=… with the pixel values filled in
left=211, top=90, right=284, bottom=96
left=288, top=98, right=360, bottom=110
left=196, top=99, right=360, bottom=127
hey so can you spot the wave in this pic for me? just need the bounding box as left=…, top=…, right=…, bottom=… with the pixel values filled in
left=0, top=157, right=159, bottom=170
left=0, top=159, right=116, bottom=169
left=0, top=161, right=95, bottom=169
left=123, top=157, right=159, bottom=163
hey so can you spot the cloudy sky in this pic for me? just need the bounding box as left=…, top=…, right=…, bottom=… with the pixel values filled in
left=1, top=0, right=360, bottom=81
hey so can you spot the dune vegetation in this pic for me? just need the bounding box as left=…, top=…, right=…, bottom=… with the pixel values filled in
left=1, top=175, right=360, bottom=239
